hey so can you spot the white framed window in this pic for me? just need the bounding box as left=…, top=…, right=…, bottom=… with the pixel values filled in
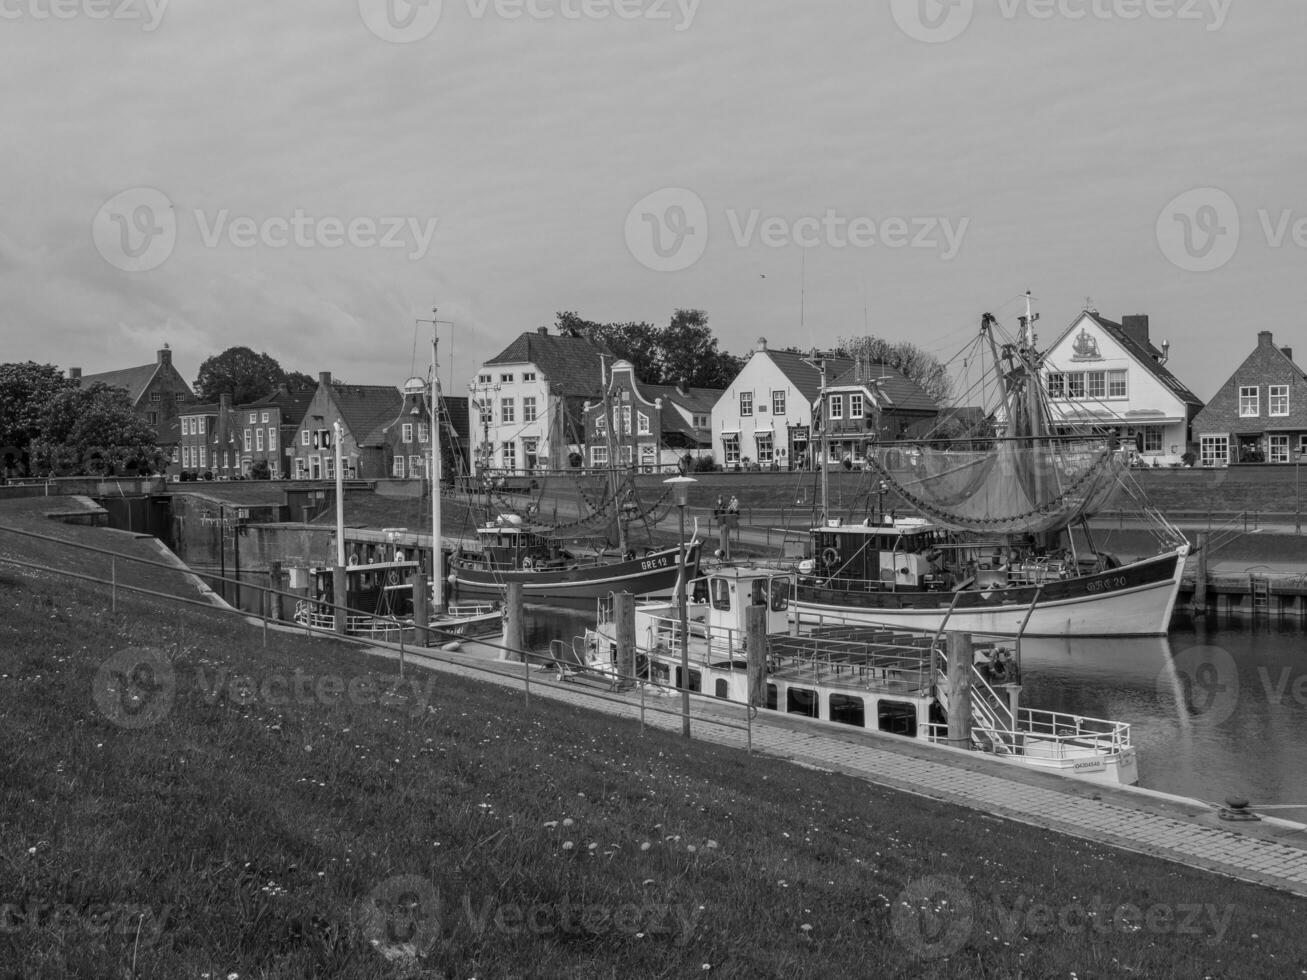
left=268, top=428, right=277, bottom=451
left=418, top=422, right=429, bottom=442
left=756, top=431, right=774, bottom=465
left=182, top=446, right=190, bottom=468
left=1270, top=385, right=1289, bottom=416
left=1269, top=434, right=1290, bottom=463
left=772, top=391, right=786, bottom=415
left=590, top=445, right=609, bottom=465
left=301, top=429, right=310, bottom=446
left=478, top=373, right=491, bottom=384
left=261, top=412, right=270, bottom=423
left=500, top=373, right=514, bottom=383
left=1199, top=435, right=1229, bottom=466
left=150, top=392, right=161, bottom=402
left=501, top=398, right=515, bottom=424
left=198, top=447, right=207, bottom=467
left=409, top=455, right=423, bottom=477
left=1126, top=425, right=1163, bottom=454
left=640, top=444, right=655, bottom=469
left=1239, top=386, right=1259, bottom=417
left=171, top=447, right=179, bottom=463
left=693, top=414, right=709, bottom=428
left=295, top=458, right=306, bottom=478
left=1046, top=373, right=1065, bottom=399
left=1066, top=373, right=1086, bottom=399
left=255, top=428, right=264, bottom=451
left=523, top=397, right=537, bottom=423
left=523, top=371, right=536, bottom=382
left=174, top=392, right=184, bottom=403
left=402, top=423, right=413, bottom=443
left=740, top=392, right=753, bottom=416
left=828, top=395, right=844, bottom=420
left=621, top=445, right=633, bottom=465
left=199, top=417, right=207, bottom=434
left=244, top=429, right=252, bottom=451
left=478, top=399, right=492, bottom=425
left=638, top=412, right=650, bottom=435
left=618, top=406, right=631, bottom=435
left=502, top=440, right=516, bottom=471
left=325, top=456, right=335, bottom=480
left=1086, top=371, right=1106, bottom=399
left=1108, top=370, right=1128, bottom=399
left=594, top=411, right=606, bottom=431
left=849, top=394, right=864, bottom=419
left=722, top=433, right=740, bottom=466
left=1300, top=435, right=1307, bottom=458
left=249, top=413, right=257, bottom=423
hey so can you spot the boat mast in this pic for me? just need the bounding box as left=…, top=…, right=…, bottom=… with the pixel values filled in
left=599, top=354, right=628, bottom=555
left=1020, top=291, right=1045, bottom=512
left=431, top=320, right=444, bottom=613
left=819, top=357, right=829, bottom=525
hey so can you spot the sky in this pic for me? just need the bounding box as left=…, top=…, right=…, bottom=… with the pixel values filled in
left=1, top=0, right=1303, bottom=402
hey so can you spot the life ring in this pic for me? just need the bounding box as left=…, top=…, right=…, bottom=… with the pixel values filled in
left=522, top=557, right=535, bottom=571
left=821, top=547, right=840, bottom=568
left=386, top=571, right=400, bottom=586
left=347, top=554, right=359, bottom=566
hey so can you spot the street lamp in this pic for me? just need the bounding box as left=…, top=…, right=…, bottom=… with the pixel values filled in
left=664, top=475, right=697, bottom=737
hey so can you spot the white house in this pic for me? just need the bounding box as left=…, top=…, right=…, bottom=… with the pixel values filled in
left=1040, top=310, right=1203, bottom=465
left=711, top=339, right=851, bottom=470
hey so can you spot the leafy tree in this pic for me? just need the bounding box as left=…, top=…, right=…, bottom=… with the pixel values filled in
left=282, top=370, right=317, bottom=392
left=194, top=347, right=306, bottom=404
left=835, top=336, right=953, bottom=405
left=559, top=309, right=743, bottom=389
left=30, top=383, right=163, bottom=476
left=0, top=362, right=74, bottom=475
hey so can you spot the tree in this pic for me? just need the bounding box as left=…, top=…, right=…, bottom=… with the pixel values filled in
left=560, top=309, right=743, bottom=389
left=30, top=383, right=163, bottom=476
left=835, top=336, right=954, bottom=405
left=194, top=347, right=303, bottom=404
left=0, top=362, right=74, bottom=476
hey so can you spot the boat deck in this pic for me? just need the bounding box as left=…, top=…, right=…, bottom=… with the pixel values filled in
left=765, top=627, right=936, bottom=695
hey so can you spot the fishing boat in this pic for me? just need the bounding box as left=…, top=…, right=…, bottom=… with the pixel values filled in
left=565, top=563, right=1138, bottom=785
left=294, top=322, right=500, bottom=644
left=792, top=298, right=1189, bottom=637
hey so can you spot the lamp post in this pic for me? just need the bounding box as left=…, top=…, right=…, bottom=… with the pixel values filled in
left=664, top=475, right=697, bottom=737
left=1297, top=451, right=1303, bottom=535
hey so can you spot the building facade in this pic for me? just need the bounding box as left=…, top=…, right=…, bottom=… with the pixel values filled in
left=287, top=372, right=402, bottom=480
left=580, top=360, right=720, bottom=471
left=379, top=378, right=471, bottom=482
left=72, top=346, right=194, bottom=474
left=820, top=355, right=938, bottom=466
left=1191, top=331, right=1307, bottom=466
left=1040, top=310, right=1203, bottom=466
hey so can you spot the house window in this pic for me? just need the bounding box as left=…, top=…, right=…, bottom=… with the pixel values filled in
left=594, top=411, right=606, bottom=431
left=147, top=411, right=158, bottom=425
left=1086, top=371, right=1106, bottom=399
left=1300, top=435, right=1307, bottom=458
left=523, top=438, right=538, bottom=468
left=756, top=431, right=774, bottom=465
left=417, top=422, right=429, bottom=442
left=772, top=391, right=786, bottom=415
left=171, top=447, right=179, bottom=463
left=1200, top=435, right=1229, bottom=466
left=620, top=406, right=631, bottom=435
left=1270, top=385, right=1289, bottom=417
left=740, top=392, right=753, bottom=416
left=828, top=395, right=844, bottom=420
left=637, top=412, right=650, bottom=435
left=523, top=371, right=536, bottom=382
left=1108, top=370, right=1128, bottom=399
left=849, top=393, right=864, bottom=419
left=395, top=456, right=408, bottom=477
left=295, top=458, right=306, bottom=478
left=198, top=447, right=206, bottom=467
left=694, top=414, right=709, bottom=428
left=1239, top=386, right=1259, bottom=417
left=255, top=429, right=264, bottom=451
left=182, top=446, right=190, bottom=468
left=590, top=445, right=609, bottom=465
left=267, top=428, right=277, bottom=451
left=325, top=456, right=335, bottom=480
left=1066, top=373, right=1086, bottom=399
left=244, top=429, right=252, bottom=451
left=500, top=373, right=514, bottom=383
left=409, top=455, right=423, bottom=477
left=502, top=441, right=516, bottom=471
left=523, top=397, right=537, bottom=423
left=174, top=393, right=184, bottom=403
left=722, top=433, right=740, bottom=466
left=1047, top=373, right=1066, bottom=398
left=402, top=423, right=413, bottom=443
left=261, top=412, right=270, bottom=423
left=478, top=373, right=491, bottom=384
left=249, top=413, right=257, bottom=423
left=621, top=445, right=633, bottom=465
left=1269, top=434, right=1290, bottom=463
left=501, top=398, right=515, bottom=423
left=1127, top=425, right=1163, bottom=454
left=199, top=417, right=207, bottom=434
left=150, top=392, right=161, bottom=402
left=478, top=400, right=492, bottom=425
left=301, top=430, right=310, bottom=446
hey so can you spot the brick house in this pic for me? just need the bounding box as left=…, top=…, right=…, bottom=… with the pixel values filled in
left=178, top=384, right=314, bottom=478
left=580, top=359, right=721, bottom=472
left=379, top=377, right=472, bottom=482
left=72, top=346, right=194, bottom=474
left=1191, top=331, right=1307, bottom=466
left=287, top=372, right=402, bottom=480
left=821, top=355, right=938, bottom=466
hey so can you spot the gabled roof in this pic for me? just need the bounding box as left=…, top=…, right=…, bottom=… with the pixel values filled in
left=762, top=349, right=853, bottom=401
left=1052, top=311, right=1203, bottom=408
left=484, top=329, right=610, bottom=397
left=251, top=386, right=317, bottom=428
left=327, top=383, right=403, bottom=447
left=827, top=363, right=938, bottom=413
left=78, top=364, right=162, bottom=404
left=641, top=383, right=722, bottom=440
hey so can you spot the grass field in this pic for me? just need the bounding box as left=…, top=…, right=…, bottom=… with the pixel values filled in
left=1, top=522, right=1306, bottom=978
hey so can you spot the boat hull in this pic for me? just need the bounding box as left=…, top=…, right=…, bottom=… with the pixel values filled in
left=793, top=547, right=1188, bottom=637
left=449, top=542, right=701, bottom=606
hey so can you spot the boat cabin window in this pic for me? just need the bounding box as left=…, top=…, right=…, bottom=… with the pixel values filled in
left=711, top=578, right=731, bottom=611
left=770, top=578, right=790, bottom=611
left=878, top=700, right=918, bottom=738
left=750, top=579, right=768, bottom=606
left=765, top=683, right=777, bottom=710
left=651, top=662, right=671, bottom=686
left=676, top=667, right=701, bottom=693
left=714, top=679, right=728, bottom=699
left=829, top=694, right=865, bottom=728
left=786, top=687, right=818, bottom=718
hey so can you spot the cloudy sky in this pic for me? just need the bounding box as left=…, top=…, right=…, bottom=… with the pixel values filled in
left=1, top=0, right=1302, bottom=400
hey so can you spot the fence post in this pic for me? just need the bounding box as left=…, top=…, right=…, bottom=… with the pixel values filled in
left=399, top=624, right=406, bottom=679
left=262, top=589, right=269, bottom=648
left=639, top=678, right=645, bottom=736
left=524, top=654, right=531, bottom=708
left=111, top=557, right=116, bottom=612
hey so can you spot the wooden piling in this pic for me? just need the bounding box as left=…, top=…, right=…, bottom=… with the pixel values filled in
left=503, top=582, right=524, bottom=660
left=268, top=560, right=283, bottom=621
left=1195, top=532, right=1209, bottom=613
left=745, top=604, right=768, bottom=709
left=411, top=572, right=429, bottom=647
left=614, top=592, right=635, bottom=687
left=946, top=631, right=973, bottom=750
left=332, top=563, right=348, bottom=636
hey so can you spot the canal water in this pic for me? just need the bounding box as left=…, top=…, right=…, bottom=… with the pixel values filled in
left=516, top=604, right=1307, bottom=819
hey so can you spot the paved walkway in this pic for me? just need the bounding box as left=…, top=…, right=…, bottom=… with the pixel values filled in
left=362, top=639, right=1307, bottom=900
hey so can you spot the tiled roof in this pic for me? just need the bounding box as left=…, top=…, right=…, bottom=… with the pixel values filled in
left=765, top=350, right=853, bottom=401
left=328, top=384, right=403, bottom=447
left=251, top=386, right=317, bottom=427
left=641, top=383, right=722, bottom=440
left=79, top=364, right=160, bottom=404
left=827, top=362, right=938, bottom=413
left=1081, top=312, right=1204, bottom=408
left=484, top=330, right=610, bottom=396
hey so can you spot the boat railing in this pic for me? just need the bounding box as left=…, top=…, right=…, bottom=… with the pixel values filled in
left=292, top=601, right=414, bottom=637
left=1015, top=708, right=1132, bottom=754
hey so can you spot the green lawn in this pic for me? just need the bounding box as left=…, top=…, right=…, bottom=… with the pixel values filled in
left=1, top=535, right=1305, bottom=978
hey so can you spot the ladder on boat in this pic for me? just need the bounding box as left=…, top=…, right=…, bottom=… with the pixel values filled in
left=1250, top=574, right=1271, bottom=618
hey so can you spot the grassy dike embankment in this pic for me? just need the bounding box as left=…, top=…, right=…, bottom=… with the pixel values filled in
left=1, top=554, right=1305, bottom=978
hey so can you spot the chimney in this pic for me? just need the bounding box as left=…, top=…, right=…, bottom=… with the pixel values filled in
left=1121, top=315, right=1150, bottom=347
left=756, top=337, right=768, bottom=352
left=1282, top=346, right=1295, bottom=362
left=677, top=381, right=689, bottom=396
left=219, top=393, right=232, bottom=411
left=157, top=346, right=172, bottom=367
left=1258, top=331, right=1274, bottom=348
left=319, top=371, right=332, bottom=386
left=69, top=367, right=82, bottom=381
left=537, top=326, right=548, bottom=336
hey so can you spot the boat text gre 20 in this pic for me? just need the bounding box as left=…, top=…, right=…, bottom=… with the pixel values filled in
left=1085, top=575, right=1129, bottom=593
